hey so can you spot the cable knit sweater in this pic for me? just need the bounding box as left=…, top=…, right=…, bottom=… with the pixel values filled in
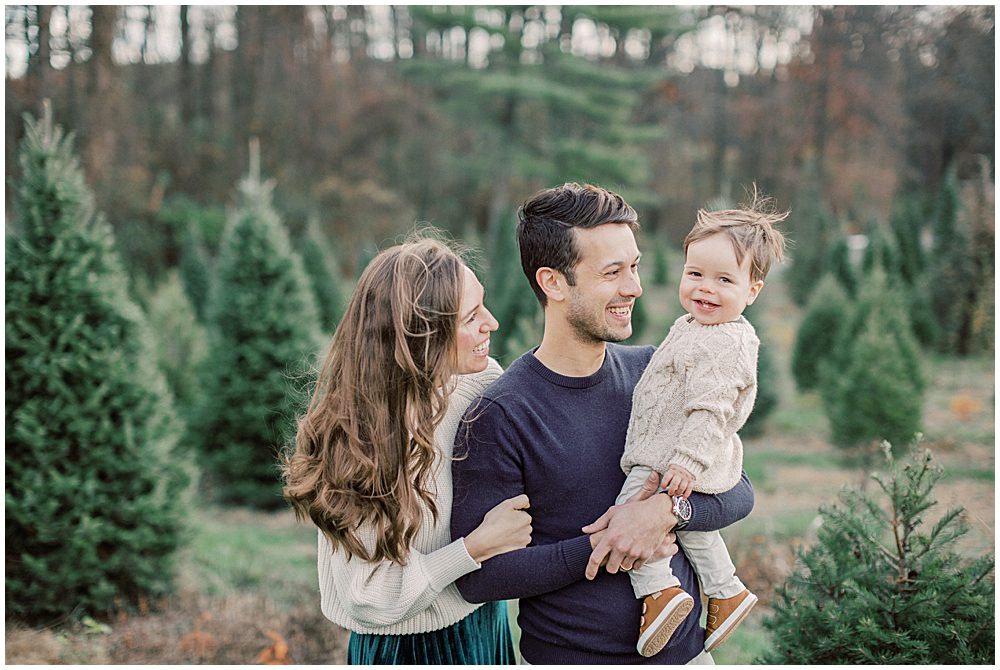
left=621, top=314, right=758, bottom=494
left=317, top=357, right=503, bottom=635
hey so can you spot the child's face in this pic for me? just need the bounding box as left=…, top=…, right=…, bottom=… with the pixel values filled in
left=680, top=232, right=763, bottom=326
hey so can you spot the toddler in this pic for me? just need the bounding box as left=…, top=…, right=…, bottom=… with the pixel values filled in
left=620, top=193, right=787, bottom=657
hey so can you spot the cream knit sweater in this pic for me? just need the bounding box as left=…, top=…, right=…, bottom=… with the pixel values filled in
left=317, top=358, right=503, bottom=635
left=622, top=315, right=758, bottom=494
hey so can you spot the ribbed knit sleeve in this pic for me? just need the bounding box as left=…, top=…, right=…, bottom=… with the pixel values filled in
left=318, top=530, right=480, bottom=632
left=316, top=358, right=503, bottom=635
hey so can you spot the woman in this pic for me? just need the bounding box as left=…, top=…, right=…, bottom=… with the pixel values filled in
left=282, top=235, right=530, bottom=664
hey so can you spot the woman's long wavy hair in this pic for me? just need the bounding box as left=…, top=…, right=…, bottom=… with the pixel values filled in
left=282, top=236, right=465, bottom=565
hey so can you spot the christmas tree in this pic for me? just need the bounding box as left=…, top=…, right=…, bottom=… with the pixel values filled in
left=791, top=274, right=851, bottom=392
left=760, top=445, right=994, bottom=664
left=6, top=108, right=186, bottom=622
left=188, top=141, right=324, bottom=509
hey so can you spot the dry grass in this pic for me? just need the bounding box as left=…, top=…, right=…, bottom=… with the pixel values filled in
left=5, top=507, right=350, bottom=665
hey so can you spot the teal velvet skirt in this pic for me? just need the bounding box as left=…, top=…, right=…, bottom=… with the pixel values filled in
left=347, top=600, right=515, bottom=665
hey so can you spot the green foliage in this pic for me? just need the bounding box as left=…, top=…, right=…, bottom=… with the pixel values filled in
left=298, top=218, right=348, bottom=334
left=6, top=111, right=186, bottom=623
left=146, top=270, right=208, bottom=421
left=627, top=291, right=650, bottom=344
left=188, top=164, right=324, bottom=509
left=861, top=221, right=902, bottom=279
left=178, top=226, right=213, bottom=323
left=889, top=193, right=928, bottom=285
left=791, top=275, right=851, bottom=391
left=928, top=166, right=989, bottom=355
left=742, top=304, right=778, bottom=437
left=650, top=236, right=671, bottom=286
left=760, top=446, right=995, bottom=664
left=825, top=236, right=857, bottom=297
left=786, top=174, right=840, bottom=306
left=820, top=268, right=924, bottom=455
left=487, top=216, right=540, bottom=364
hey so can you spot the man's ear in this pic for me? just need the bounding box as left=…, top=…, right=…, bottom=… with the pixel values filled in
left=536, top=267, right=567, bottom=303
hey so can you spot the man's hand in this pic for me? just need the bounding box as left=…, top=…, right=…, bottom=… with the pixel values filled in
left=581, top=471, right=678, bottom=580
left=662, top=464, right=695, bottom=498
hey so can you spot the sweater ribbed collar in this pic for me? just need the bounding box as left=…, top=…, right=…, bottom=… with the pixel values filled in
left=524, top=346, right=611, bottom=389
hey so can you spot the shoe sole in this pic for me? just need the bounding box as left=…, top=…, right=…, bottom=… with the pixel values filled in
left=637, top=592, right=695, bottom=658
left=704, top=592, right=758, bottom=653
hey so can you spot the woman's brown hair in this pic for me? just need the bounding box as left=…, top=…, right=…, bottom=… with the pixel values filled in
left=282, top=235, right=465, bottom=565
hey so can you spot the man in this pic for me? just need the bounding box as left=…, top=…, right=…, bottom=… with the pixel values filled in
left=451, top=183, right=755, bottom=664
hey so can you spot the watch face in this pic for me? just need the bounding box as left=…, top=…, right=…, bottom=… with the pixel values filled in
left=673, top=496, right=692, bottom=520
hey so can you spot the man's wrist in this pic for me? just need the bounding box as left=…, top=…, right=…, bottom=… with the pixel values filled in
left=669, top=494, right=692, bottom=530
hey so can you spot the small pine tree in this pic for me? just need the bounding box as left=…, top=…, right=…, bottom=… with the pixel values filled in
left=188, top=146, right=324, bottom=509
left=786, top=172, right=839, bottom=307
left=299, top=217, right=348, bottom=334
left=147, top=270, right=208, bottom=422
left=861, top=221, right=902, bottom=279
left=178, top=226, right=213, bottom=322
left=928, top=167, right=979, bottom=354
left=889, top=193, right=927, bottom=286
left=821, top=302, right=924, bottom=460
left=760, top=445, right=995, bottom=664
left=6, top=110, right=186, bottom=623
left=791, top=275, right=851, bottom=392
left=825, top=236, right=857, bottom=297
left=742, top=337, right=777, bottom=438
left=488, top=216, right=540, bottom=364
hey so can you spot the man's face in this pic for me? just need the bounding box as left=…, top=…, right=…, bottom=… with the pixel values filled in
left=562, top=223, right=643, bottom=344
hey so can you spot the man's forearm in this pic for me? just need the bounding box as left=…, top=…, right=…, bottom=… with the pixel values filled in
left=456, top=534, right=593, bottom=603
left=682, top=470, right=754, bottom=533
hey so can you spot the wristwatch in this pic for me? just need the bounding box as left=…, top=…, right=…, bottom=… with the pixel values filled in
left=671, top=495, right=692, bottom=530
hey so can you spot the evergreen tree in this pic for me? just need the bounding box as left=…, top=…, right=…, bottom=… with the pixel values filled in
left=861, top=220, right=902, bottom=279
left=928, top=167, right=979, bottom=354
left=627, top=289, right=650, bottom=344
left=825, top=235, right=857, bottom=297
left=178, top=225, right=213, bottom=322
left=889, top=193, right=928, bottom=286
left=760, top=446, right=995, bottom=664
left=742, top=303, right=778, bottom=437
left=820, top=289, right=924, bottom=460
left=487, top=215, right=540, bottom=364
left=650, top=235, right=671, bottom=286
left=147, top=270, right=208, bottom=422
left=299, top=217, right=348, bottom=334
left=742, top=338, right=778, bottom=438
left=6, top=110, right=186, bottom=623
left=791, top=275, right=851, bottom=391
left=786, top=170, right=840, bottom=306
left=188, top=148, right=324, bottom=509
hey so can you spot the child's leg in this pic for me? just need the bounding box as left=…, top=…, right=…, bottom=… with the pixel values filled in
left=616, top=466, right=679, bottom=598
left=675, top=530, right=745, bottom=599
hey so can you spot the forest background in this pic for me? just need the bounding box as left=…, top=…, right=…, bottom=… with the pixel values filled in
left=4, top=4, right=995, bottom=664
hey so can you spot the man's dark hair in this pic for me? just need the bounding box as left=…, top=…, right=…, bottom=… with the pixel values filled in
left=516, top=182, right=639, bottom=306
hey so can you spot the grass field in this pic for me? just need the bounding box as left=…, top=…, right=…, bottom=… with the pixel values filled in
left=6, top=275, right=994, bottom=664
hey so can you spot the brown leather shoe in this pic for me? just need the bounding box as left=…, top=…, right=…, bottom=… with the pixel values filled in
left=704, top=589, right=758, bottom=652
left=637, top=587, right=695, bottom=657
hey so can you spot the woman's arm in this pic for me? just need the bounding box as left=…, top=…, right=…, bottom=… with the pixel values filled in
left=318, top=529, right=479, bottom=628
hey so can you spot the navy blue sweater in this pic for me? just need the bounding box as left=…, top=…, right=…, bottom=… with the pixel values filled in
left=451, top=344, right=755, bottom=664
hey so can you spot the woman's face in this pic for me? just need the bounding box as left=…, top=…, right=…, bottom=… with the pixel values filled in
left=454, top=265, right=499, bottom=374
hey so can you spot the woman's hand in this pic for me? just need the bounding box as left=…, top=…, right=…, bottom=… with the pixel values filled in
left=464, top=494, right=532, bottom=563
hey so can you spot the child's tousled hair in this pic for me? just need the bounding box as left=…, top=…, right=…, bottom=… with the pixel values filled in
left=684, top=186, right=788, bottom=282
